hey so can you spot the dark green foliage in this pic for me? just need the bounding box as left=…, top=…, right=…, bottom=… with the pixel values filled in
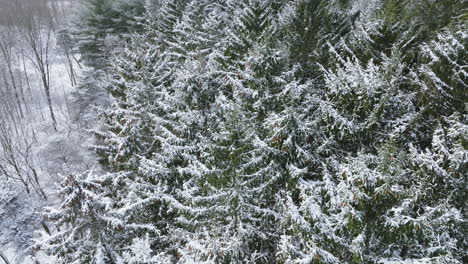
left=77, top=0, right=145, bottom=68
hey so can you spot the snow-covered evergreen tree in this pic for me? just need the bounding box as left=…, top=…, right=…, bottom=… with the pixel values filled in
left=38, top=0, right=467, bottom=263
left=76, top=0, right=144, bottom=68
left=36, top=171, right=116, bottom=263
left=177, top=109, right=283, bottom=263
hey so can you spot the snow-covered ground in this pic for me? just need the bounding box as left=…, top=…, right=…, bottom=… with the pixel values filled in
left=0, top=31, right=98, bottom=264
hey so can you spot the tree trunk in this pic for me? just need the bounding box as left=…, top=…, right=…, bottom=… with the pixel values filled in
left=0, top=251, right=10, bottom=264
left=41, top=72, right=57, bottom=131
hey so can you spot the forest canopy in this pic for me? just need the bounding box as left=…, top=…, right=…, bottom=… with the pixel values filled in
left=0, top=0, right=466, bottom=263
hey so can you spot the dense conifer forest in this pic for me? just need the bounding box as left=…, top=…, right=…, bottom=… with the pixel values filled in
left=0, top=0, right=466, bottom=263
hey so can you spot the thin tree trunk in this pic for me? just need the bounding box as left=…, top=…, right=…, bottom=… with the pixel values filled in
left=6, top=64, right=25, bottom=119
left=0, top=251, right=10, bottom=264
left=1, top=69, right=22, bottom=119
left=15, top=53, right=30, bottom=116
left=41, top=72, right=57, bottom=131
left=22, top=50, right=45, bottom=122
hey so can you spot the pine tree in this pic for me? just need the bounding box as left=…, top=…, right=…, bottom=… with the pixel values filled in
left=76, top=0, right=144, bottom=68
left=36, top=171, right=117, bottom=263
left=172, top=1, right=298, bottom=262
left=176, top=109, right=283, bottom=263
left=83, top=1, right=233, bottom=260
left=277, top=0, right=467, bottom=262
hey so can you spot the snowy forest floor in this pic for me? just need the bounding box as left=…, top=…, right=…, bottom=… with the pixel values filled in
left=0, top=31, right=99, bottom=264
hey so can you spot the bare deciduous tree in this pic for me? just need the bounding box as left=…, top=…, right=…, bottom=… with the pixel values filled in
left=0, top=28, right=26, bottom=118
left=0, top=114, right=47, bottom=199
left=5, top=0, right=58, bottom=131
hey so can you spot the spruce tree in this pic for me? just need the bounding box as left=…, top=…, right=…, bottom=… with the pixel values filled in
left=76, top=0, right=144, bottom=68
